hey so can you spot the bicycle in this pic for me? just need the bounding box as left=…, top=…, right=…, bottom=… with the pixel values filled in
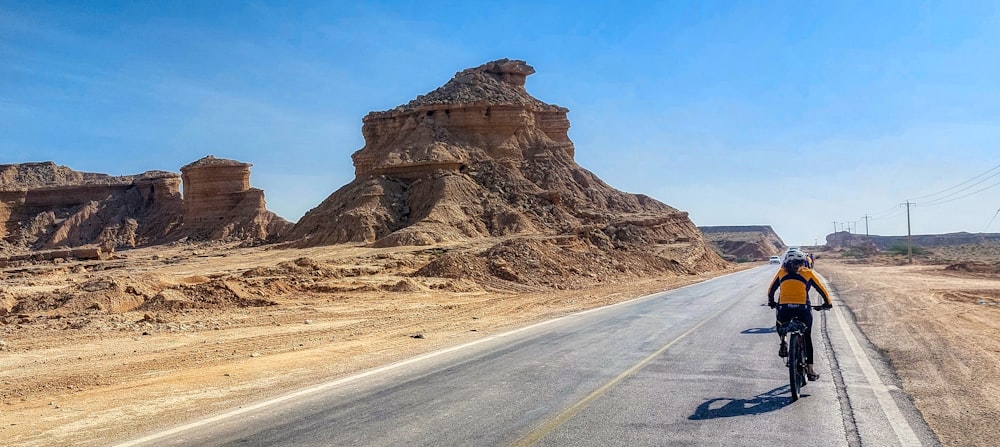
left=777, top=305, right=830, bottom=401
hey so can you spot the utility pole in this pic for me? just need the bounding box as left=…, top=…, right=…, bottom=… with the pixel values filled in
left=901, top=201, right=915, bottom=264
left=861, top=214, right=872, bottom=236
left=833, top=221, right=838, bottom=234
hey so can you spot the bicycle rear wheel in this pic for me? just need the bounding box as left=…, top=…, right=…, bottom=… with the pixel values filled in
left=788, top=333, right=802, bottom=401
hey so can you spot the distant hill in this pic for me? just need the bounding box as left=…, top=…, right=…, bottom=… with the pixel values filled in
left=699, top=225, right=786, bottom=262
left=826, top=231, right=1000, bottom=250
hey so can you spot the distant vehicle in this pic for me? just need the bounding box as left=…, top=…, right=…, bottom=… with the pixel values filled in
left=769, top=256, right=781, bottom=264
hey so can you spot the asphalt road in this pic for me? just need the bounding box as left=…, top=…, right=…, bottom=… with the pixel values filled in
left=117, top=266, right=939, bottom=447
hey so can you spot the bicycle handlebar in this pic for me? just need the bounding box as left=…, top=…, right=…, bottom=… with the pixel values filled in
left=767, top=303, right=832, bottom=311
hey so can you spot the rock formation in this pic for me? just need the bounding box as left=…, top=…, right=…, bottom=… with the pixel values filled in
left=0, top=157, right=290, bottom=252
left=699, top=225, right=786, bottom=261
left=0, top=162, right=183, bottom=250
left=286, top=59, right=726, bottom=274
left=177, top=156, right=292, bottom=241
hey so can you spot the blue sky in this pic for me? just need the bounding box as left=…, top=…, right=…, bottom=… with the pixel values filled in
left=3, top=1, right=1000, bottom=246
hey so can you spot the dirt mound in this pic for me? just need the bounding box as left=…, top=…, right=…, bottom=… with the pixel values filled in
left=413, top=251, right=490, bottom=280
left=938, top=289, right=1000, bottom=305
left=944, top=261, right=1000, bottom=276
left=413, top=235, right=701, bottom=291
left=382, top=278, right=427, bottom=292
left=8, top=276, right=154, bottom=314
left=140, top=280, right=277, bottom=311
left=3, top=274, right=278, bottom=316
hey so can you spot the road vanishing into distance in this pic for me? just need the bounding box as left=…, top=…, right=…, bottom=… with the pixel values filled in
left=117, top=266, right=939, bottom=447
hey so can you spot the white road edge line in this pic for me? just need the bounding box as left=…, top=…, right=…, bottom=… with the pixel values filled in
left=825, top=281, right=922, bottom=446
left=113, top=267, right=751, bottom=446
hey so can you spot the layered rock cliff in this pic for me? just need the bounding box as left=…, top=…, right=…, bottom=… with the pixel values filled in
left=699, top=225, right=786, bottom=261
left=0, top=162, right=183, bottom=250
left=0, top=158, right=290, bottom=252
left=177, top=156, right=292, bottom=241
left=286, top=59, right=726, bottom=273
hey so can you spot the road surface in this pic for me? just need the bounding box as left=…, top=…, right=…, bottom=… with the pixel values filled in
left=117, top=266, right=939, bottom=446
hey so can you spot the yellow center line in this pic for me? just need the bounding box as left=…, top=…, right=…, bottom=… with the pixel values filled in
left=509, top=301, right=737, bottom=447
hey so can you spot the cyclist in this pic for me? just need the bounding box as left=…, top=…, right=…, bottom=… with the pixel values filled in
left=767, top=250, right=833, bottom=381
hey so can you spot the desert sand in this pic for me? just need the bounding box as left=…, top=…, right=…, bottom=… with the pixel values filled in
left=820, top=246, right=1000, bottom=447
left=1, top=239, right=744, bottom=446
left=2, top=242, right=998, bottom=446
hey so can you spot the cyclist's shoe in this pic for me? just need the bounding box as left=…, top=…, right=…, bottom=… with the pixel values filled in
left=807, top=372, right=820, bottom=381
left=778, top=341, right=788, bottom=357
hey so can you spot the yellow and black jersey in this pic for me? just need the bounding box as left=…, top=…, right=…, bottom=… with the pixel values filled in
left=767, top=266, right=832, bottom=306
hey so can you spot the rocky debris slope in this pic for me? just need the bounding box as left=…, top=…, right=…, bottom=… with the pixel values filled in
left=0, top=158, right=290, bottom=253
left=286, top=59, right=726, bottom=275
left=699, top=225, right=786, bottom=261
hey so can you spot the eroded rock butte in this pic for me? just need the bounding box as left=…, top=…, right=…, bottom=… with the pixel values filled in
left=286, top=58, right=726, bottom=274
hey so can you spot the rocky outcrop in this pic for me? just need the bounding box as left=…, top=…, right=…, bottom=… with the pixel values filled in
left=699, top=225, right=786, bottom=261
left=0, top=163, right=183, bottom=250
left=286, top=59, right=726, bottom=274
left=351, top=59, right=573, bottom=179
left=177, top=156, right=292, bottom=241
left=0, top=157, right=290, bottom=251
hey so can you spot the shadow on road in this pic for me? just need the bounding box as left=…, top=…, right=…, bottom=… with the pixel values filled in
left=741, top=326, right=777, bottom=334
left=688, top=386, right=796, bottom=420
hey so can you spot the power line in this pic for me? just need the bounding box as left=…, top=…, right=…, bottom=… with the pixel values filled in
left=910, top=162, right=1000, bottom=201
left=837, top=162, right=1000, bottom=236
left=922, top=178, right=1000, bottom=207
left=873, top=208, right=906, bottom=221
left=870, top=205, right=903, bottom=219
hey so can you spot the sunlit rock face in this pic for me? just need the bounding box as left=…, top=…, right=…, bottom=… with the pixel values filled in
left=284, top=58, right=727, bottom=274
left=178, top=156, right=291, bottom=242
left=0, top=161, right=183, bottom=250
left=352, top=59, right=573, bottom=180
left=0, top=156, right=291, bottom=252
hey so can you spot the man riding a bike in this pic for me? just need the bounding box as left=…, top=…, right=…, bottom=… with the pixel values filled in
left=767, top=250, right=833, bottom=381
